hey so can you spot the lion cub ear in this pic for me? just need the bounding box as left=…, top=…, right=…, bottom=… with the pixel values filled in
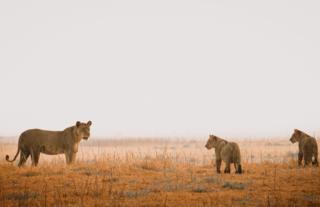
left=87, top=121, right=92, bottom=126
left=76, top=121, right=81, bottom=127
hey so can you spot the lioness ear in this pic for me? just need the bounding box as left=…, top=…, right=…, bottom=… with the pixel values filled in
left=209, top=134, right=217, bottom=141
left=87, top=120, right=92, bottom=126
left=76, top=121, right=81, bottom=127
left=294, top=129, right=301, bottom=134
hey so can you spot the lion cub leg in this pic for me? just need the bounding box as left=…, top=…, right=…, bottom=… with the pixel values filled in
left=303, top=151, right=312, bottom=167
left=234, top=163, right=242, bottom=174
left=312, top=155, right=318, bottom=166
left=224, top=161, right=231, bottom=173
left=216, top=159, right=222, bottom=174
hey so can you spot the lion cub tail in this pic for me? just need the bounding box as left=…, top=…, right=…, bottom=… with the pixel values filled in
left=6, top=147, right=20, bottom=163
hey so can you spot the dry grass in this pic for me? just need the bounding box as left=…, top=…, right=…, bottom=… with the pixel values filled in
left=0, top=138, right=319, bottom=207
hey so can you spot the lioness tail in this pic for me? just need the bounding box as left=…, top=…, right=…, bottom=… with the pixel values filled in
left=6, top=148, right=20, bottom=162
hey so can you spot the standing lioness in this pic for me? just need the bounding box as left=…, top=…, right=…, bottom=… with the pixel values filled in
left=205, top=134, right=242, bottom=174
left=290, top=129, right=318, bottom=167
left=6, top=121, right=92, bottom=167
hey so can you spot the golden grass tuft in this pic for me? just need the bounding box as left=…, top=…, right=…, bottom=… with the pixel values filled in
left=0, top=138, right=319, bottom=207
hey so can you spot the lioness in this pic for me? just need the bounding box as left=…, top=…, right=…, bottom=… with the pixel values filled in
left=6, top=121, right=92, bottom=167
left=205, top=134, right=242, bottom=174
left=290, top=129, right=318, bottom=167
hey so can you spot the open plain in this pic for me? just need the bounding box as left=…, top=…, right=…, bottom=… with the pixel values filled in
left=0, top=137, right=319, bottom=207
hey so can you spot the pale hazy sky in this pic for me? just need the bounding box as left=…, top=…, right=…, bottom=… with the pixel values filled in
left=1, top=1, right=320, bottom=138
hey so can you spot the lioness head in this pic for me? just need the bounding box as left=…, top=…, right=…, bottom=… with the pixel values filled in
left=290, top=129, right=302, bottom=143
left=205, top=134, right=218, bottom=149
left=75, top=121, right=92, bottom=140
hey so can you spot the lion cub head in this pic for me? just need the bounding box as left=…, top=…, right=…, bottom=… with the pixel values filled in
left=205, top=135, right=219, bottom=149
left=75, top=121, right=92, bottom=140
left=290, top=129, right=302, bottom=143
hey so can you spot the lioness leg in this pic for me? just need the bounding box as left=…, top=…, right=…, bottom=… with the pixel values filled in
left=65, top=152, right=71, bottom=164
left=298, top=152, right=303, bottom=166
left=18, top=150, right=30, bottom=167
left=224, top=161, right=230, bottom=173
left=216, top=159, right=222, bottom=174
left=312, top=158, right=319, bottom=166
left=33, top=150, right=41, bottom=166
left=30, top=149, right=37, bottom=166
left=69, top=152, right=77, bottom=164
left=312, top=151, right=319, bottom=166
left=65, top=151, right=76, bottom=164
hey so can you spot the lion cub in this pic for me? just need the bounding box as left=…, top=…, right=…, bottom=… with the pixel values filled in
left=205, top=134, right=242, bottom=174
left=290, top=129, right=318, bottom=167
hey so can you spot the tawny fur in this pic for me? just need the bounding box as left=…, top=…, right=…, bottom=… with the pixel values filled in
left=5, top=121, right=92, bottom=167
left=290, top=129, right=318, bottom=167
left=205, top=134, right=242, bottom=174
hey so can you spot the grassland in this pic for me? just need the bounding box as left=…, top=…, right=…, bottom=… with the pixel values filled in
left=0, top=138, right=319, bottom=207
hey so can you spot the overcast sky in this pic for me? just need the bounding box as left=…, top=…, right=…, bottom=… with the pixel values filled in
left=1, top=1, right=320, bottom=138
